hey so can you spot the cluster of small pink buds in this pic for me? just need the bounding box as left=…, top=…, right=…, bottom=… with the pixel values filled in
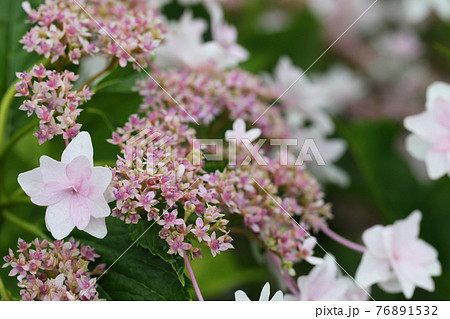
left=108, top=113, right=233, bottom=258
left=203, top=157, right=331, bottom=270
left=137, top=63, right=290, bottom=138
left=3, top=238, right=104, bottom=301
left=21, top=0, right=165, bottom=67
left=15, top=64, right=93, bottom=144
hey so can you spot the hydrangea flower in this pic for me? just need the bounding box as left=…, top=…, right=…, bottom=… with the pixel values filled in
left=404, top=82, right=450, bottom=180
left=15, top=64, right=93, bottom=144
left=355, top=211, right=441, bottom=299
left=20, top=0, right=165, bottom=67
left=235, top=282, right=283, bottom=301
left=285, top=255, right=368, bottom=301
left=18, top=132, right=113, bottom=240
left=3, top=238, right=104, bottom=301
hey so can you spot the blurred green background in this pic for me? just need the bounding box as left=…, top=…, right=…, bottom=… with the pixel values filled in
left=0, top=0, right=449, bottom=301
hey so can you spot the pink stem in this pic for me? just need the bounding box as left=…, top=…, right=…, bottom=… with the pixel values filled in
left=320, top=225, right=366, bottom=253
left=64, top=138, right=69, bottom=147
left=183, top=253, right=204, bottom=301
left=268, top=252, right=300, bottom=298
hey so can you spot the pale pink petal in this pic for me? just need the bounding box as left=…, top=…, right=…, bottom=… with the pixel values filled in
left=39, top=156, right=68, bottom=184
left=406, top=134, right=430, bottom=160
left=404, top=112, right=447, bottom=144
left=83, top=217, right=107, bottom=239
left=396, top=261, right=435, bottom=293
left=426, top=82, right=450, bottom=112
left=61, top=132, right=93, bottom=165
left=66, top=156, right=92, bottom=184
left=393, top=210, right=421, bottom=244
left=425, top=149, right=449, bottom=179
left=90, top=166, right=113, bottom=196
left=17, top=167, right=44, bottom=200
left=45, top=197, right=74, bottom=240
left=70, top=194, right=92, bottom=230
left=355, top=253, right=391, bottom=287
left=34, top=181, right=72, bottom=206
left=362, top=225, right=388, bottom=259
left=86, top=196, right=111, bottom=218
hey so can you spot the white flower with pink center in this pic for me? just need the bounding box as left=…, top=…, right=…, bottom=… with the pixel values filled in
left=404, top=81, right=450, bottom=179
left=18, top=132, right=113, bottom=240
left=355, top=211, right=441, bottom=299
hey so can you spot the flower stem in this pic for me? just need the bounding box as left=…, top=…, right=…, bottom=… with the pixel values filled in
left=0, top=274, right=10, bottom=301
left=0, top=118, right=38, bottom=159
left=183, top=253, right=204, bottom=301
left=320, top=224, right=366, bottom=253
left=2, top=210, right=49, bottom=240
left=0, top=83, right=18, bottom=150
left=268, top=251, right=300, bottom=298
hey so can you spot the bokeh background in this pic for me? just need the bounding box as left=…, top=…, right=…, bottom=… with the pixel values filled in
left=0, top=0, right=449, bottom=300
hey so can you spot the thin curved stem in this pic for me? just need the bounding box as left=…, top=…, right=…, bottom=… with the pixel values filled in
left=2, top=210, right=49, bottom=240
left=320, top=224, right=366, bottom=253
left=0, top=275, right=10, bottom=301
left=0, top=118, right=38, bottom=158
left=0, top=83, right=17, bottom=149
left=183, top=253, right=204, bottom=301
left=268, top=251, right=300, bottom=298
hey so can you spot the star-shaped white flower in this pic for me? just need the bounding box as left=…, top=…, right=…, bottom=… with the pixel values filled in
left=235, top=282, right=283, bottom=301
left=225, top=118, right=261, bottom=143
left=355, top=211, right=441, bottom=299
left=18, top=132, right=113, bottom=240
left=404, top=81, right=450, bottom=180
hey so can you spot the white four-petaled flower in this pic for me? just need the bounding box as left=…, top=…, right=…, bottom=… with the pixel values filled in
left=356, top=211, right=441, bottom=299
left=235, top=282, right=283, bottom=301
left=18, top=132, right=113, bottom=240
left=404, top=81, right=450, bottom=180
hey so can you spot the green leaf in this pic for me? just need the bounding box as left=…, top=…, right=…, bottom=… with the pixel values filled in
left=128, top=220, right=186, bottom=286
left=74, top=218, right=192, bottom=300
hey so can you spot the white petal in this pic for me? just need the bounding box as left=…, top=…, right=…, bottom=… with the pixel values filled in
left=393, top=210, right=422, bottom=243
left=90, top=167, right=113, bottom=195
left=61, top=131, right=93, bottom=165
left=83, top=217, right=107, bottom=239
left=306, top=256, right=324, bottom=266
left=426, top=81, right=450, bottom=112
left=355, top=253, right=391, bottom=287
left=39, top=156, right=68, bottom=184
left=426, top=261, right=442, bottom=277
left=234, top=290, right=250, bottom=301
left=259, top=282, right=271, bottom=301
left=233, top=118, right=246, bottom=136
left=378, top=278, right=402, bottom=294
left=405, top=134, right=430, bottom=160
left=245, top=128, right=262, bottom=142
left=404, top=112, right=447, bottom=144
left=17, top=167, right=44, bottom=199
left=45, top=197, right=75, bottom=240
left=362, top=225, right=388, bottom=259
left=270, top=290, right=284, bottom=301
left=425, top=149, right=450, bottom=179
